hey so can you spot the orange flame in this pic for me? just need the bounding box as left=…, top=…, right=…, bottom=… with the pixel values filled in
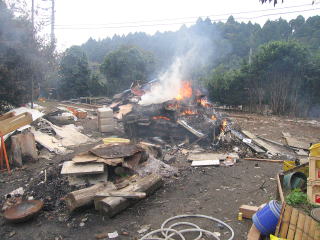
left=197, top=97, right=212, bottom=108
left=152, top=116, right=170, bottom=121
left=211, top=115, right=216, bottom=120
left=221, top=119, right=228, bottom=132
left=176, top=82, right=192, bottom=101
left=181, top=109, right=197, bottom=115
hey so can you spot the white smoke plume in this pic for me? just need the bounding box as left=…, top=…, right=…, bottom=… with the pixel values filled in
left=139, top=58, right=183, bottom=106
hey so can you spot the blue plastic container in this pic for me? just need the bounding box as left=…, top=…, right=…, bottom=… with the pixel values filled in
left=252, top=200, right=282, bottom=236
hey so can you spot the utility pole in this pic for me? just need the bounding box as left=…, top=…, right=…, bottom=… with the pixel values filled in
left=51, top=0, right=55, bottom=50
left=31, top=0, right=35, bottom=109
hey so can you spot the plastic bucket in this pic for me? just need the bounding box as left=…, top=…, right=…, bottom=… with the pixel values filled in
left=283, top=172, right=307, bottom=190
left=252, top=200, right=282, bottom=236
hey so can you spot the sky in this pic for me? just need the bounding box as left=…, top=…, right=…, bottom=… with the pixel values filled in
left=28, top=0, right=320, bottom=51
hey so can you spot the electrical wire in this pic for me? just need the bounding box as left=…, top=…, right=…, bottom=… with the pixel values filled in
left=55, top=2, right=317, bottom=27
left=54, top=7, right=320, bottom=30
left=139, top=214, right=235, bottom=240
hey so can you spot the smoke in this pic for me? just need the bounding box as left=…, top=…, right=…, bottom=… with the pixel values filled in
left=139, top=58, right=183, bottom=105
left=139, top=27, right=218, bottom=106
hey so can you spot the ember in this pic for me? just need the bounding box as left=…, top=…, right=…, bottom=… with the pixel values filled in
left=221, top=119, right=228, bottom=132
left=152, top=116, right=170, bottom=121
left=198, top=97, right=213, bottom=108
left=181, top=109, right=197, bottom=115
left=175, top=82, right=192, bottom=101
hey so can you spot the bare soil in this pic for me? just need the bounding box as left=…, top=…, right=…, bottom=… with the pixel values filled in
left=1, top=107, right=320, bottom=240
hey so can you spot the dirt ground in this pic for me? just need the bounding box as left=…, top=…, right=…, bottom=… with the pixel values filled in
left=1, top=104, right=320, bottom=240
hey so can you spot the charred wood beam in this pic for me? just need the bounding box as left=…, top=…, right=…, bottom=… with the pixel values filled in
left=177, top=119, right=205, bottom=138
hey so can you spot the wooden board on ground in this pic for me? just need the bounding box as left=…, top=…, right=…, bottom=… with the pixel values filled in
left=282, top=132, right=310, bottom=149
left=247, top=224, right=261, bottom=240
left=61, top=161, right=104, bottom=175
left=239, top=205, right=259, bottom=219
left=72, top=152, right=123, bottom=166
left=242, top=130, right=280, bottom=156
left=191, top=160, right=220, bottom=166
left=187, top=153, right=227, bottom=162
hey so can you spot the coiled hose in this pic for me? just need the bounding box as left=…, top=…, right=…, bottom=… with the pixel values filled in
left=139, top=214, right=235, bottom=240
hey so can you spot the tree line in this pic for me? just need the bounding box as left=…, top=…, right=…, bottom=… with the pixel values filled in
left=1, top=0, right=320, bottom=117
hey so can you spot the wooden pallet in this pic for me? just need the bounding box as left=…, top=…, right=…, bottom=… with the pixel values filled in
left=275, top=203, right=320, bottom=240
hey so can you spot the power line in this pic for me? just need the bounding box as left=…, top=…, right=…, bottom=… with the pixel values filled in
left=55, top=2, right=318, bottom=27
left=54, top=7, right=320, bottom=30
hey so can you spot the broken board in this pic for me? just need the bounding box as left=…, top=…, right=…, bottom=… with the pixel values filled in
left=187, top=153, right=228, bottom=162
left=61, top=161, right=104, bottom=175
left=282, top=132, right=310, bottom=150
left=242, top=130, right=280, bottom=156
left=191, top=160, right=220, bottom=166
left=72, top=152, right=123, bottom=166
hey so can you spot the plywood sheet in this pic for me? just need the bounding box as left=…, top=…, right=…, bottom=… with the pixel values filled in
left=61, top=161, right=104, bottom=175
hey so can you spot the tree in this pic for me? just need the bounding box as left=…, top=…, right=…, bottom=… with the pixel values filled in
left=247, top=41, right=310, bottom=115
left=100, top=45, right=155, bottom=95
left=0, top=0, right=49, bottom=105
left=58, top=46, right=90, bottom=99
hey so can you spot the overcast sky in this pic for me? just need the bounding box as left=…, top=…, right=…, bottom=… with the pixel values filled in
left=32, top=0, right=320, bottom=51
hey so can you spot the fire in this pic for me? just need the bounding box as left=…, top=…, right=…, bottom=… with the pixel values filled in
left=221, top=119, right=228, bottom=132
left=211, top=115, right=216, bottom=120
left=197, top=97, right=213, bottom=108
left=181, top=109, right=197, bottom=115
left=152, top=116, right=170, bottom=121
left=176, top=82, right=192, bottom=101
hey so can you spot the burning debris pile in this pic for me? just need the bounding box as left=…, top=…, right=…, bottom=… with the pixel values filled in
left=112, top=79, right=233, bottom=148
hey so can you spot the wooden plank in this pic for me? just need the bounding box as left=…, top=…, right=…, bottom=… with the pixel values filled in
left=187, top=153, right=227, bottom=162
left=0, top=112, right=32, bottom=136
left=314, top=222, right=320, bottom=240
left=239, top=205, right=259, bottom=219
left=302, top=216, right=312, bottom=240
left=282, top=132, right=310, bottom=150
left=61, top=161, right=104, bottom=175
left=279, top=205, right=293, bottom=238
left=0, top=112, right=14, bottom=121
left=244, top=158, right=283, bottom=163
left=287, top=208, right=299, bottom=240
left=308, top=219, right=316, bottom=240
left=231, top=129, right=265, bottom=154
left=275, top=203, right=286, bottom=236
left=191, top=160, right=220, bottom=166
left=247, top=224, right=261, bottom=240
left=95, top=191, right=146, bottom=199
left=242, top=130, right=280, bottom=156
left=277, top=173, right=285, bottom=204
left=294, top=212, right=305, bottom=240
left=72, top=152, right=124, bottom=166
left=177, top=120, right=205, bottom=138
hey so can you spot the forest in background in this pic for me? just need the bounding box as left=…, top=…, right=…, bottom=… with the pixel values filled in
left=1, top=0, right=320, bottom=117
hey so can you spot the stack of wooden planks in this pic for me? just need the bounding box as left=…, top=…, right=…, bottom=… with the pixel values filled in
left=275, top=204, right=320, bottom=240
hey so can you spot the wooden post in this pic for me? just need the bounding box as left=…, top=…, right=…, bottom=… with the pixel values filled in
left=95, top=174, right=163, bottom=217
left=64, top=182, right=116, bottom=211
